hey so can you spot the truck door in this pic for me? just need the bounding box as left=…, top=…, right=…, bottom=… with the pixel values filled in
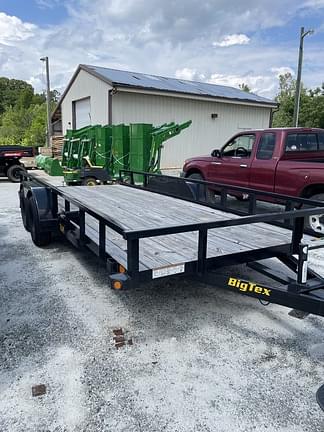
left=209, top=133, right=256, bottom=187
left=249, top=132, right=278, bottom=192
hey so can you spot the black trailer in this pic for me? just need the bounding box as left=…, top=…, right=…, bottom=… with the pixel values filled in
left=0, top=145, right=36, bottom=182
left=19, top=170, right=324, bottom=317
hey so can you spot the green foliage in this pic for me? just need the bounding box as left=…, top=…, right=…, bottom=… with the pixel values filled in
left=238, top=83, right=251, bottom=93
left=0, top=77, right=60, bottom=146
left=272, top=73, right=324, bottom=128
left=0, top=77, right=34, bottom=115
left=23, top=105, right=47, bottom=146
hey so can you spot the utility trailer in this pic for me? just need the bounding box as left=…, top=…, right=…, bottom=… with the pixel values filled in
left=19, top=170, right=324, bottom=317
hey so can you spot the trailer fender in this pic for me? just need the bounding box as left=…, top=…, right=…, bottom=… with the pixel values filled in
left=24, top=187, right=57, bottom=247
left=146, top=176, right=196, bottom=200
left=28, top=186, right=57, bottom=222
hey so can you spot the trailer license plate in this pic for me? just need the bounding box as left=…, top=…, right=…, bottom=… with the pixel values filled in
left=152, top=264, right=185, bottom=279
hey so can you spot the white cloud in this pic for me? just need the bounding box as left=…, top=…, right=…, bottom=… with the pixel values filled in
left=0, top=12, right=36, bottom=45
left=302, top=0, right=324, bottom=8
left=36, top=0, right=61, bottom=8
left=213, top=34, right=250, bottom=47
left=207, top=73, right=274, bottom=94
left=175, top=68, right=206, bottom=82
left=0, top=1, right=323, bottom=100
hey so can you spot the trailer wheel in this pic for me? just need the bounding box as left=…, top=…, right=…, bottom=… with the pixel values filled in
left=307, top=193, right=324, bottom=234
left=7, top=164, right=26, bottom=183
left=187, top=173, right=215, bottom=203
left=82, top=177, right=98, bottom=186
left=28, top=195, right=52, bottom=247
left=19, top=187, right=31, bottom=232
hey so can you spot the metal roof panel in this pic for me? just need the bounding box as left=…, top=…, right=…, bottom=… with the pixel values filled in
left=83, top=64, right=276, bottom=106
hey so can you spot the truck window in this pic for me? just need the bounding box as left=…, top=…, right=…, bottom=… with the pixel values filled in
left=222, top=134, right=255, bottom=158
left=319, top=133, right=324, bottom=150
left=285, top=133, right=318, bottom=152
left=256, top=133, right=276, bottom=160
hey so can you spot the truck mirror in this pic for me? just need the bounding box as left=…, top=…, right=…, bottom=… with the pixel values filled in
left=211, top=149, right=221, bottom=158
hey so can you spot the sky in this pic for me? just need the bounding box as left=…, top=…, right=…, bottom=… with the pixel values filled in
left=0, top=0, right=324, bottom=100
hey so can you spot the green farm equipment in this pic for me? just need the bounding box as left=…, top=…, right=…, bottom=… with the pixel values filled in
left=61, top=120, right=192, bottom=185
left=35, top=154, right=63, bottom=176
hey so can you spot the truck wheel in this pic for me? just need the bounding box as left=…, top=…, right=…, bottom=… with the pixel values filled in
left=187, top=173, right=215, bottom=203
left=19, top=187, right=31, bottom=232
left=28, top=195, right=52, bottom=247
left=82, top=177, right=98, bottom=186
left=307, top=193, right=324, bottom=234
left=7, top=164, right=26, bottom=182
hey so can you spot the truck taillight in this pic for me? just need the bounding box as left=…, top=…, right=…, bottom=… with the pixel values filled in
left=3, top=152, right=23, bottom=157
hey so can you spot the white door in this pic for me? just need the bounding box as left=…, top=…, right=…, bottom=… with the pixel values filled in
left=74, top=97, right=91, bottom=129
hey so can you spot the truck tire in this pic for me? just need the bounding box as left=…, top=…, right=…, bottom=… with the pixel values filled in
left=82, top=177, right=98, bottom=186
left=187, top=173, right=215, bottom=203
left=7, top=164, right=26, bottom=182
left=307, top=193, right=324, bottom=234
left=28, top=195, right=52, bottom=247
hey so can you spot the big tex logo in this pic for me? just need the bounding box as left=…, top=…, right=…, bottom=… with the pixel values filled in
left=227, top=277, right=271, bottom=297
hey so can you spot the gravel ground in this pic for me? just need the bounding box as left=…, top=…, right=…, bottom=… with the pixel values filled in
left=1, top=179, right=324, bottom=432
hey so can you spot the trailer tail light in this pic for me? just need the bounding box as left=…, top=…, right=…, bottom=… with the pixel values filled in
left=118, top=264, right=126, bottom=273
left=113, top=280, right=123, bottom=289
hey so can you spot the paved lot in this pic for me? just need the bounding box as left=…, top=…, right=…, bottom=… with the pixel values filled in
left=1, top=179, right=324, bottom=432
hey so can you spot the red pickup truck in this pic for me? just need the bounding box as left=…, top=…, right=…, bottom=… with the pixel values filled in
left=182, top=128, right=324, bottom=231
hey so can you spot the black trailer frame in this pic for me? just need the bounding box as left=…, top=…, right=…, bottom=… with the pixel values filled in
left=19, top=170, right=324, bottom=317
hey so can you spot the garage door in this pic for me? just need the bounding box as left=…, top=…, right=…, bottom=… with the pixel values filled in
left=74, top=97, right=91, bottom=129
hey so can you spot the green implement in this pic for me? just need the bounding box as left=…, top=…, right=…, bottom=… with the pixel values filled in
left=149, top=120, right=192, bottom=172
left=61, top=120, right=192, bottom=185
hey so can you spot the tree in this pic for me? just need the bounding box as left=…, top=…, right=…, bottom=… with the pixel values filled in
left=23, top=104, right=47, bottom=146
left=0, top=77, right=59, bottom=146
left=0, top=78, right=34, bottom=114
left=239, top=83, right=251, bottom=93
left=0, top=107, right=34, bottom=144
left=272, top=73, right=324, bottom=128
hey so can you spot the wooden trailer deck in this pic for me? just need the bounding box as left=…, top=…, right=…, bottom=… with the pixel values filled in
left=28, top=171, right=308, bottom=272
left=53, top=183, right=298, bottom=272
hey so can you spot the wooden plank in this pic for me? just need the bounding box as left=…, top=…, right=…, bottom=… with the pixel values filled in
left=57, top=184, right=238, bottom=232
left=31, top=171, right=65, bottom=187
left=55, top=183, right=300, bottom=271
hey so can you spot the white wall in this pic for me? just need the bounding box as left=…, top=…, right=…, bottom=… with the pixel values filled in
left=112, top=91, right=271, bottom=169
left=61, top=69, right=112, bottom=133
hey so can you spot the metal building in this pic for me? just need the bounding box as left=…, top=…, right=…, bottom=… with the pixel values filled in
left=52, top=64, right=277, bottom=170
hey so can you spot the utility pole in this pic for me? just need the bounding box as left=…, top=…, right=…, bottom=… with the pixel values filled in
left=293, top=27, right=314, bottom=127
left=40, top=56, right=52, bottom=148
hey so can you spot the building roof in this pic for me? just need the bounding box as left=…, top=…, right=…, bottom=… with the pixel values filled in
left=82, top=64, right=275, bottom=106
left=52, top=64, right=277, bottom=117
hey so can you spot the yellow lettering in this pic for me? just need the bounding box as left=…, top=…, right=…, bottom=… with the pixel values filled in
left=239, top=283, right=248, bottom=291
left=255, top=286, right=263, bottom=294
left=228, top=278, right=237, bottom=286
left=263, top=288, right=271, bottom=296
left=248, top=283, right=256, bottom=292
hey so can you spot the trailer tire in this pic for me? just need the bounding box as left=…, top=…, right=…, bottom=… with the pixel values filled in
left=306, top=193, right=324, bottom=234
left=187, top=173, right=215, bottom=203
left=19, top=187, right=31, bottom=232
left=7, top=164, right=26, bottom=182
left=82, top=177, right=98, bottom=186
left=28, top=195, right=52, bottom=247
